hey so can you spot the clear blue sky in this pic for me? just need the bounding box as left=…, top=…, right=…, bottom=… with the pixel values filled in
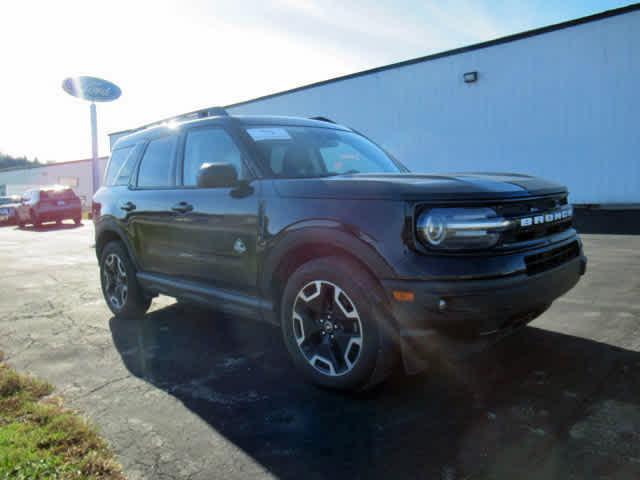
left=0, top=0, right=635, bottom=161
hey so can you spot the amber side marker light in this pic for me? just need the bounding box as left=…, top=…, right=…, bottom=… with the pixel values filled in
left=392, top=290, right=415, bottom=302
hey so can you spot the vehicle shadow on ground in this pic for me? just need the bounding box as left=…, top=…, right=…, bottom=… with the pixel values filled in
left=110, top=304, right=640, bottom=479
left=15, top=221, right=83, bottom=232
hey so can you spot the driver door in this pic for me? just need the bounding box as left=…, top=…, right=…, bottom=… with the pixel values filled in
left=169, top=125, right=261, bottom=295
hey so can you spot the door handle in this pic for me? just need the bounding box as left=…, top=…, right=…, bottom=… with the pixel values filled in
left=171, top=202, right=193, bottom=214
left=120, top=201, right=136, bottom=212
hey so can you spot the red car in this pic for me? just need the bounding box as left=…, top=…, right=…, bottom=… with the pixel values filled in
left=16, top=187, right=82, bottom=227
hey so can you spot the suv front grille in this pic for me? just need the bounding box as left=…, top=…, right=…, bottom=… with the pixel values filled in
left=497, top=195, right=572, bottom=244
left=525, top=241, right=579, bottom=276
left=501, top=218, right=572, bottom=243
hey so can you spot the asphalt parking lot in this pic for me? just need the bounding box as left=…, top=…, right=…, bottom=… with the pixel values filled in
left=1, top=222, right=640, bottom=480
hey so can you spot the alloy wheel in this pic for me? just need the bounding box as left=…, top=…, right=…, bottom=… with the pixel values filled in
left=292, top=280, right=363, bottom=376
left=103, top=253, right=128, bottom=310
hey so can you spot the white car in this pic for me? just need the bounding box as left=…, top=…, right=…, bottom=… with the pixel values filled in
left=0, top=195, right=21, bottom=225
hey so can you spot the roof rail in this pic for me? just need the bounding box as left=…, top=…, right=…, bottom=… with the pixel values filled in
left=128, top=107, right=229, bottom=134
left=309, top=116, right=335, bottom=124
left=155, top=106, right=228, bottom=127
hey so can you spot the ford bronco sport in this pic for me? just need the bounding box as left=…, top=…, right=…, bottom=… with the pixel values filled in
left=93, top=110, right=587, bottom=390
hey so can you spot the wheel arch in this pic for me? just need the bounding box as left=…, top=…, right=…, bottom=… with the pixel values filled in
left=95, top=220, right=140, bottom=270
left=261, top=225, right=395, bottom=324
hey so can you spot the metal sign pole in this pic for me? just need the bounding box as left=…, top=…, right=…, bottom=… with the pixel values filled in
left=62, top=76, right=121, bottom=197
left=90, top=102, right=99, bottom=194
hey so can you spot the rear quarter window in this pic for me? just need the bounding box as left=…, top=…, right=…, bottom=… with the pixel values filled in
left=105, top=146, right=137, bottom=186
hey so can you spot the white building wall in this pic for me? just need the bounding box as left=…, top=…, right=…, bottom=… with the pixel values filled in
left=0, top=157, right=108, bottom=208
left=228, top=10, right=640, bottom=204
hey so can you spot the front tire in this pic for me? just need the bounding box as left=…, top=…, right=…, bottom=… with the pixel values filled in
left=281, top=257, right=396, bottom=391
left=100, top=241, right=151, bottom=319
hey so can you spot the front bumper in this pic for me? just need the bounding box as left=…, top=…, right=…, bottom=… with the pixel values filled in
left=382, top=241, right=587, bottom=373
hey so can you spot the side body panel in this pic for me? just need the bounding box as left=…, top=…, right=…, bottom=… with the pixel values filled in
left=164, top=185, right=261, bottom=294
left=125, top=188, right=190, bottom=276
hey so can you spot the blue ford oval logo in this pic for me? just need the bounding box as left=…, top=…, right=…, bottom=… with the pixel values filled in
left=62, top=76, right=122, bottom=102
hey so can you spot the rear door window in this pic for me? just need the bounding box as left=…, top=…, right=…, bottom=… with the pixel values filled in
left=105, top=146, right=137, bottom=186
left=137, top=136, right=177, bottom=188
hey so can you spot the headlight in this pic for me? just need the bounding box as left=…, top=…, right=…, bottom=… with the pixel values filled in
left=416, top=207, right=512, bottom=250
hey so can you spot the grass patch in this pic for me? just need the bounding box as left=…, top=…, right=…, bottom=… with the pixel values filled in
left=0, top=352, right=124, bottom=479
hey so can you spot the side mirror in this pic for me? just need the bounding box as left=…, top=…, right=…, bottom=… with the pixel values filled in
left=196, top=163, right=239, bottom=189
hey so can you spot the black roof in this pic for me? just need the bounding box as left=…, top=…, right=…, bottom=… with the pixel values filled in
left=113, top=115, right=350, bottom=148
left=110, top=2, right=640, bottom=138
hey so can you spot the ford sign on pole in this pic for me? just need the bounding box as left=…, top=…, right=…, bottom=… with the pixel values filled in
left=62, top=76, right=122, bottom=195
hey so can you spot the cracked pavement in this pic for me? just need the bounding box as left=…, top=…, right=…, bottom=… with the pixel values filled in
left=1, top=222, right=640, bottom=479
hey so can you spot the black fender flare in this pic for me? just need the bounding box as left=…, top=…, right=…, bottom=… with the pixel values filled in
left=259, top=221, right=396, bottom=304
left=94, top=218, right=140, bottom=271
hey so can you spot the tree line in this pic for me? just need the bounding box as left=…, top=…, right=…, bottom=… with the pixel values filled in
left=0, top=152, right=42, bottom=171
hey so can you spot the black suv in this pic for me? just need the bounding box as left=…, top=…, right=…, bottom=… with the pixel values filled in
left=93, top=112, right=586, bottom=390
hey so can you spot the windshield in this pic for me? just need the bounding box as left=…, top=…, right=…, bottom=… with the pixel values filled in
left=246, top=126, right=402, bottom=178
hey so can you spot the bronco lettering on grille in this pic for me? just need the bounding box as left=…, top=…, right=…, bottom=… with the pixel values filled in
left=519, top=206, right=572, bottom=228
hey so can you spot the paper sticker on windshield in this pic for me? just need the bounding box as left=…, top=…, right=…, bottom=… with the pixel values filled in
left=246, top=128, right=291, bottom=141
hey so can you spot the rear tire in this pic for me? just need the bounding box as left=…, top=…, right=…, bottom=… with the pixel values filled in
left=74, top=217, right=82, bottom=225
left=99, top=241, right=151, bottom=319
left=280, top=256, right=396, bottom=391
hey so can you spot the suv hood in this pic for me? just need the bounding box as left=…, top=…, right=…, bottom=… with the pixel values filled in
left=273, top=172, right=567, bottom=201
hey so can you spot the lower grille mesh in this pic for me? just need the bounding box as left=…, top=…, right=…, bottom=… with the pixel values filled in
left=525, top=241, right=579, bottom=276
